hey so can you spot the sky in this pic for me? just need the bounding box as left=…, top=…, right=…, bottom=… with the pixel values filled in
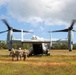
left=0, top=0, right=76, bottom=43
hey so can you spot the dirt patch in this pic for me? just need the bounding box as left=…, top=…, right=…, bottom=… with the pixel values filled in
left=24, top=62, right=68, bottom=66
left=0, top=60, right=68, bottom=66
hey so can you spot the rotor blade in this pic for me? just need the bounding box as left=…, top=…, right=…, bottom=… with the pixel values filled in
left=73, top=30, right=76, bottom=32
left=13, top=29, right=21, bottom=32
left=23, top=31, right=33, bottom=33
left=52, top=28, right=69, bottom=32
left=1, top=19, right=33, bottom=33
left=69, top=20, right=76, bottom=29
left=1, top=19, right=11, bottom=30
left=13, top=29, right=33, bottom=33
left=52, top=20, right=76, bottom=33
left=0, top=30, right=8, bottom=34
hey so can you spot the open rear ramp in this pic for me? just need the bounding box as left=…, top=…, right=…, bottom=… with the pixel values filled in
left=33, top=44, right=43, bottom=55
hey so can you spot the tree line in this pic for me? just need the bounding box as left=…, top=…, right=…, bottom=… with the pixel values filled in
left=0, top=41, right=32, bottom=50
left=0, top=41, right=76, bottom=50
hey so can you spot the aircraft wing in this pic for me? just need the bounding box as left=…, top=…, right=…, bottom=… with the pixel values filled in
left=12, top=39, right=68, bottom=44
left=22, top=39, right=50, bottom=43
left=12, top=39, right=50, bottom=43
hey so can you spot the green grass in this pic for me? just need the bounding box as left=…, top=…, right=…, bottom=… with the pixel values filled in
left=0, top=50, right=76, bottom=75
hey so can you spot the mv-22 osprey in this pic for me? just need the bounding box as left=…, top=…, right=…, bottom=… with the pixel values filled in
left=0, top=19, right=76, bottom=56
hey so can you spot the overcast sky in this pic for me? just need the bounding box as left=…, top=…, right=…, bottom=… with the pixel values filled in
left=0, top=0, right=76, bottom=42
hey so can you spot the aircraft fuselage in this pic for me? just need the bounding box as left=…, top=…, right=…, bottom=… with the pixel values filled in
left=28, top=43, right=50, bottom=56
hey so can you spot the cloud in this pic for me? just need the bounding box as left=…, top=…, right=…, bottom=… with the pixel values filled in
left=1, top=0, right=76, bottom=26
left=25, top=17, right=43, bottom=26
left=0, top=0, right=9, bottom=6
left=40, top=26, right=44, bottom=31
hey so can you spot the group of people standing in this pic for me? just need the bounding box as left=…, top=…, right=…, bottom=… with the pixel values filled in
left=10, top=48, right=28, bottom=61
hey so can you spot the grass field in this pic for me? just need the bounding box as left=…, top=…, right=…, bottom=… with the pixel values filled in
left=0, top=50, right=76, bottom=75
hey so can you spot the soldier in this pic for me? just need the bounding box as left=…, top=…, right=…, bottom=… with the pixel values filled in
left=23, top=49, right=27, bottom=61
left=10, top=48, right=15, bottom=61
left=15, top=48, right=23, bottom=61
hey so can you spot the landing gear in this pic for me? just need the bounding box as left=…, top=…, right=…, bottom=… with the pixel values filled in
left=69, top=50, right=72, bottom=51
left=46, top=49, right=50, bottom=56
left=47, top=52, right=50, bottom=56
left=9, top=49, right=11, bottom=51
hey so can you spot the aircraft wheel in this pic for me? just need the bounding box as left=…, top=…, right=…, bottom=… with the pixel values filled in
left=46, top=52, right=50, bottom=56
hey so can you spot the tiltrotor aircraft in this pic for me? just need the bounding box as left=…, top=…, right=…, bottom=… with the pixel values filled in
left=0, top=19, right=76, bottom=55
